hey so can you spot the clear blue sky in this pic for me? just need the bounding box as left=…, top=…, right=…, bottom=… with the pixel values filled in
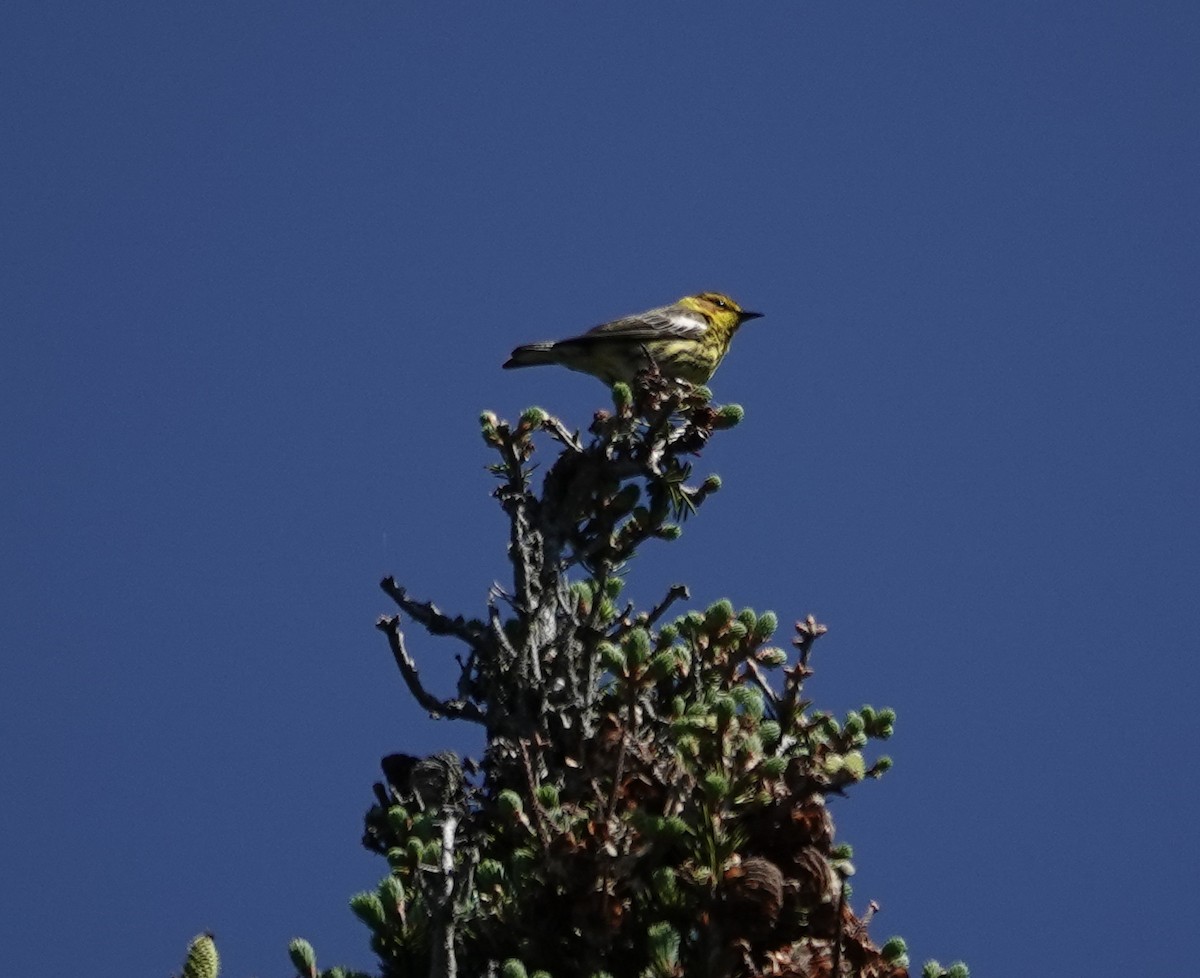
left=3, top=3, right=1198, bottom=975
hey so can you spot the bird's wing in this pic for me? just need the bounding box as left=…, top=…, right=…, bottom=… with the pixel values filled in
left=561, top=309, right=707, bottom=345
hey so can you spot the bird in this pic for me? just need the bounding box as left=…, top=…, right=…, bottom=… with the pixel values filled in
left=503, top=291, right=762, bottom=386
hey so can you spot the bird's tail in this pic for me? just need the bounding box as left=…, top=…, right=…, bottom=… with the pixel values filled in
left=503, top=342, right=558, bottom=370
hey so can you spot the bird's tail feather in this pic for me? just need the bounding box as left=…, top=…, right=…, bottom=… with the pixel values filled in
left=503, top=343, right=558, bottom=369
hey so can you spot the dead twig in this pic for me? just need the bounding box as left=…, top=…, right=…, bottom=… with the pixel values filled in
left=380, top=577, right=488, bottom=651
left=376, top=615, right=486, bottom=724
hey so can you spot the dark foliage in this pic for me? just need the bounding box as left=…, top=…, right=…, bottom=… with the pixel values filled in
left=302, top=372, right=925, bottom=978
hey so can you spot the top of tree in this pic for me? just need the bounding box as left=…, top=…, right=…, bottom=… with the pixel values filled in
left=281, top=370, right=952, bottom=978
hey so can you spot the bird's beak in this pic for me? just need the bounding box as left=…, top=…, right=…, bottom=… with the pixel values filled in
left=739, top=310, right=764, bottom=322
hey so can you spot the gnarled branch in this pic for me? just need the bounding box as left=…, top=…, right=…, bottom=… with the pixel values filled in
left=376, top=615, right=486, bottom=724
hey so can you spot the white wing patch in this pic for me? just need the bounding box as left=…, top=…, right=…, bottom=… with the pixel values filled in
left=561, top=307, right=709, bottom=345
left=660, top=311, right=707, bottom=338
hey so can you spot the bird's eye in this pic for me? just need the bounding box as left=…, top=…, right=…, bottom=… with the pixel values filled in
left=714, top=296, right=727, bottom=308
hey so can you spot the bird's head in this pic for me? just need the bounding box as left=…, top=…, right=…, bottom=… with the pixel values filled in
left=683, top=291, right=764, bottom=327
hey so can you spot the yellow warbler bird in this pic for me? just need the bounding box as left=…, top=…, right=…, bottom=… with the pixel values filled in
left=503, top=291, right=762, bottom=386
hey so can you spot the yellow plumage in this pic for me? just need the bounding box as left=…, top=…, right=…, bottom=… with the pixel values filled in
left=503, top=291, right=762, bottom=386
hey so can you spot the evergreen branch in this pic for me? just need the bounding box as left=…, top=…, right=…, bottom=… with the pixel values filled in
left=518, top=738, right=552, bottom=848
left=353, top=388, right=928, bottom=977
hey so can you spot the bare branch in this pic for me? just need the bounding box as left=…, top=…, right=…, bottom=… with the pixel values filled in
left=487, top=602, right=518, bottom=670
left=649, top=583, right=690, bottom=625
left=376, top=615, right=486, bottom=724
left=540, top=414, right=584, bottom=452
left=743, top=658, right=782, bottom=714
left=427, top=813, right=460, bottom=978
left=830, top=870, right=848, bottom=978
left=381, top=577, right=488, bottom=651
left=609, top=583, right=689, bottom=639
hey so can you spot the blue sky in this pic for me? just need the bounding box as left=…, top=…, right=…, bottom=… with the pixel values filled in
left=3, top=3, right=1198, bottom=975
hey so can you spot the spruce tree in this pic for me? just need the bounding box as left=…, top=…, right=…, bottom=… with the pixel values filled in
left=184, top=371, right=967, bottom=978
